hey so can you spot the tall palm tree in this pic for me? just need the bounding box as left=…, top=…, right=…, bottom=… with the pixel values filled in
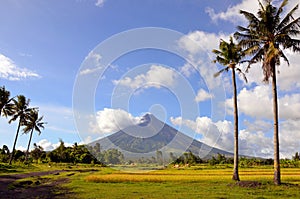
left=212, top=36, right=246, bottom=181
left=8, top=95, right=31, bottom=165
left=0, top=86, right=14, bottom=118
left=234, top=0, right=300, bottom=185
left=23, top=109, right=46, bottom=162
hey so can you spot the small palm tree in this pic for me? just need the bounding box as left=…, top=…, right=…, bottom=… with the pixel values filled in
left=8, top=95, right=31, bottom=164
left=213, top=36, right=246, bottom=181
left=23, top=109, right=46, bottom=162
left=234, top=0, right=300, bottom=185
left=0, top=86, right=14, bottom=118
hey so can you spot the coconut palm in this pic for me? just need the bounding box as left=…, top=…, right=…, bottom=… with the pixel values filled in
left=8, top=95, right=31, bottom=164
left=0, top=86, right=14, bottom=118
left=213, top=36, right=246, bottom=181
left=234, top=0, right=300, bottom=185
left=23, top=109, right=46, bottom=162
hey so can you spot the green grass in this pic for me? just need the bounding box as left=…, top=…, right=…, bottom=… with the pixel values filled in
left=2, top=163, right=300, bottom=198
left=63, top=166, right=300, bottom=199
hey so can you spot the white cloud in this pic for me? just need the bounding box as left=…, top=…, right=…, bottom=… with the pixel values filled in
left=36, top=139, right=73, bottom=151
left=80, top=51, right=103, bottom=75
left=113, top=65, right=178, bottom=90
left=239, top=50, right=300, bottom=91
left=178, top=31, right=228, bottom=56
left=206, top=0, right=299, bottom=25
left=179, top=63, right=196, bottom=77
left=205, top=0, right=259, bottom=24
left=170, top=116, right=234, bottom=152
left=177, top=31, right=230, bottom=89
left=91, top=108, right=142, bottom=134
left=226, top=85, right=273, bottom=119
left=95, top=0, right=105, bottom=7
left=16, top=146, right=27, bottom=151
left=240, top=118, right=300, bottom=158
left=226, top=85, right=300, bottom=120
left=195, top=88, right=213, bottom=102
left=239, top=129, right=273, bottom=158
left=0, top=54, right=40, bottom=81
left=170, top=116, right=300, bottom=158
left=243, top=119, right=272, bottom=133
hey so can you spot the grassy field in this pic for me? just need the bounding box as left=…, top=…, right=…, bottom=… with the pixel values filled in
left=66, top=165, right=300, bottom=199
left=2, top=164, right=300, bottom=198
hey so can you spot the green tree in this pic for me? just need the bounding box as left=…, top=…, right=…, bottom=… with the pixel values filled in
left=30, top=143, right=46, bottom=162
left=23, top=109, right=46, bottom=162
left=213, top=37, right=246, bottom=181
left=8, top=95, right=31, bottom=165
left=234, top=0, right=300, bottom=185
left=0, top=86, right=14, bottom=118
left=0, top=145, right=10, bottom=162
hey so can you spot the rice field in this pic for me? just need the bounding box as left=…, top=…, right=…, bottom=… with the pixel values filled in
left=64, top=166, right=300, bottom=198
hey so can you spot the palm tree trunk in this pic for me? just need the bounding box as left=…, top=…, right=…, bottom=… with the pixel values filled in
left=9, top=119, right=22, bottom=165
left=272, top=63, right=281, bottom=185
left=232, top=68, right=240, bottom=181
left=25, top=129, right=34, bottom=162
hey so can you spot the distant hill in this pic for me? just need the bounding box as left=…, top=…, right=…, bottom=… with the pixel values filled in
left=90, top=113, right=233, bottom=162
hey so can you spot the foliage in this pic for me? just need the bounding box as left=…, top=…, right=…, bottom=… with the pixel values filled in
left=173, top=151, right=203, bottom=165
left=47, top=141, right=97, bottom=164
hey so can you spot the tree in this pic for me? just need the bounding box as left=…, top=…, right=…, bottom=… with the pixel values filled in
left=212, top=37, right=246, bottom=181
left=234, top=0, right=300, bottom=185
left=23, top=109, right=46, bottom=162
left=0, top=86, right=14, bottom=118
left=8, top=95, right=31, bottom=164
left=30, top=143, right=45, bottom=162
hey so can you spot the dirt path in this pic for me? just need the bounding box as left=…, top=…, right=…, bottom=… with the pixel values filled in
left=0, top=170, right=72, bottom=199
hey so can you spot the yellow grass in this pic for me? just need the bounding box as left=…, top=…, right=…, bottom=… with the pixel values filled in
left=85, top=167, right=300, bottom=184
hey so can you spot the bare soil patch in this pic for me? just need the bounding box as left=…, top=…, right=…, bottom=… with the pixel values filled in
left=0, top=170, right=73, bottom=199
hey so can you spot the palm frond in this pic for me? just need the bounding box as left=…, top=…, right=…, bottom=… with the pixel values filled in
left=277, top=4, right=299, bottom=31
left=236, top=68, right=248, bottom=83
left=214, top=67, right=229, bottom=78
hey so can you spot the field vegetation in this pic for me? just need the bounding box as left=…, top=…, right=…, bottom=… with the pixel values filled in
left=1, top=163, right=300, bottom=198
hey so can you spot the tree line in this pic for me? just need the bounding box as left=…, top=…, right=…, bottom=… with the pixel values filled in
left=2, top=141, right=300, bottom=169
left=0, top=86, right=46, bottom=164
left=212, top=0, right=300, bottom=185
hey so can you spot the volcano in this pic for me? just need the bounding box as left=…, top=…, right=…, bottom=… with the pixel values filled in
left=90, top=113, right=233, bottom=161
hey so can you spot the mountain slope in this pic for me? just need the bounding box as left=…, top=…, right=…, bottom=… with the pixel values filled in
left=90, top=113, right=233, bottom=161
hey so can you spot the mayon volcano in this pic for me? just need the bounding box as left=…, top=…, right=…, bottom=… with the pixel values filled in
left=90, top=113, right=233, bottom=162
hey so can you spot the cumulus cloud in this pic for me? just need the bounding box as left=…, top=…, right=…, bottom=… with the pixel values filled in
left=113, top=65, right=178, bottom=90
left=177, top=31, right=232, bottom=90
left=170, top=116, right=234, bottom=152
left=90, top=108, right=142, bottom=134
left=195, top=88, right=213, bottom=102
left=178, top=31, right=228, bottom=56
left=205, top=0, right=259, bottom=24
left=36, top=139, right=73, bottom=151
left=206, top=0, right=299, bottom=25
left=0, top=54, right=40, bottom=81
left=170, top=116, right=300, bottom=158
left=226, top=85, right=300, bottom=120
left=239, top=50, right=300, bottom=91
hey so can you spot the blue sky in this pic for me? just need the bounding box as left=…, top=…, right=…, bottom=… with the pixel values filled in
left=0, top=0, right=300, bottom=158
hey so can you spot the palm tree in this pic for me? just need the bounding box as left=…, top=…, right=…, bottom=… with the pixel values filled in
left=234, top=0, right=300, bottom=185
left=0, top=86, right=14, bottom=118
left=8, top=95, right=31, bottom=164
left=213, top=36, right=246, bottom=181
left=23, top=109, right=46, bottom=162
